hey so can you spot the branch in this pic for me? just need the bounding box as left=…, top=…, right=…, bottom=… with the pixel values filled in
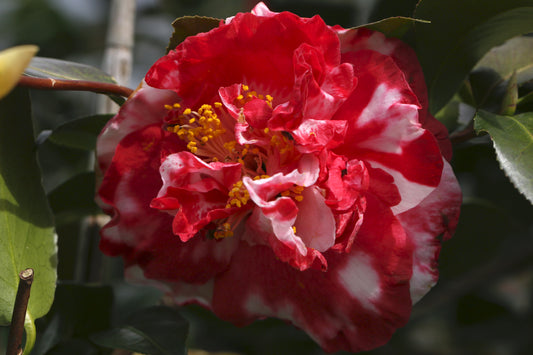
left=6, top=269, right=34, bottom=355
left=17, top=76, right=133, bottom=97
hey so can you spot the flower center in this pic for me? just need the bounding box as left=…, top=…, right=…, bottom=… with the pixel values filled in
left=163, top=86, right=303, bottom=238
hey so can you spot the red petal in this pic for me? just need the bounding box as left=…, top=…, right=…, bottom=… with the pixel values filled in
left=211, top=194, right=413, bottom=353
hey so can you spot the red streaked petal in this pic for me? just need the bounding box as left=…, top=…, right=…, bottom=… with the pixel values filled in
left=398, top=160, right=462, bottom=302
left=211, top=194, right=413, bottom=353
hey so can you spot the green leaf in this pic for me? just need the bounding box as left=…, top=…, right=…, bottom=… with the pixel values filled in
left=47, top=172, right=100, bottom=225
left=474, top=110, right=533, bottom=204
left=25, top=57, right=116, bottom=83
left=46, top=114, right=113, bottom=151
left=166, top=16, right=221, bottom=53
left=91, top=306, right=189, bottom=355
left=469, top=36, right=533, bottom=111
left=499, top=71, right=518, bottom=115
left=361, top=17, right=429, bottom=39
left=0, top=88, right=57, bottom=323
left=414, top=1, right=533, bottom=114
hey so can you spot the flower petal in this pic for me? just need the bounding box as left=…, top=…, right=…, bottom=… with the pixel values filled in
left=211, top=194, right=413, bottom=353
left=397, top=160, right=462, bottom=303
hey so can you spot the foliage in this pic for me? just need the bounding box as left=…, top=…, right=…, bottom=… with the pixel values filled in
left=1, top=0, right=533, bottom=354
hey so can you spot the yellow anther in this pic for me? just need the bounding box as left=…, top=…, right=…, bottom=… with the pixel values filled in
left=237, top=94, right=244, bottom=100
left=295, top=195, right=304, bottom=202
left=258, top=94, right=264, bottom=100
left=266, top=94, right=273, bottom=102
left=242, top=84, right=249, bottom=91
left=164, top=104, right=173, bottom=110
left=264, top=127, right=270, bottom=134
left=292, top=226, right=297, bottom=233
left=201, top=136, right=209, bottom=143
left=189, top=118, right=196, bottom=124
left=214, top=102, right=222, bottom=108
left=183, top=108, right=192, bottom=115
left=173, top=103, right=181, bottom=108
left=292, top=186, right=304, bottom=194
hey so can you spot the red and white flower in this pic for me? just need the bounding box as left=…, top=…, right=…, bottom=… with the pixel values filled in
left=96, top=3, right=461, bottom=352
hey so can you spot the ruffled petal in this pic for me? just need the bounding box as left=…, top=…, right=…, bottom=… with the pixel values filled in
left=334, top=49, right=443, bottom=214
left=337, top=27, right=452, bottom=160
left=211, top=194, right=413, bottom=353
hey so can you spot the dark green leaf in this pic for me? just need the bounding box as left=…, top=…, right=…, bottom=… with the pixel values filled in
left=474, top=110, right=533, bottom=204
left=0, top=88, right=57, bottom=325
left=166, top=16, right=221, bottom=53
left=46, top=114, right=113, bottom=151
left=25, top=57, right=116, bottom=83
left=33, top=283, right=113, bottom=355
left=91, top=306, right=189, bottom=355
left=414, top=1, right=533, bottom=114
left=361, top=17, right=429, bottom=39
left=47, top=172, right=100, bottom=225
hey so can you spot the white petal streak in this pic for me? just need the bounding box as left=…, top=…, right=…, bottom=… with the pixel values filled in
left=357, top=83, right=423, bottom=154
left=337, top=253, right=380, bottom=312
left=368, top=161, right=435, bottom=215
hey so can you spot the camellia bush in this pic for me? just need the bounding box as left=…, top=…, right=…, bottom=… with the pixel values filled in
left=1, top=0, right=533, bottom=354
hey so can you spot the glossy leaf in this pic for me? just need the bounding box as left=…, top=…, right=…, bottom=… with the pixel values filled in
left=0, top=45, right=38, bottom=99
left=25, top=57, right=116, bottom=83
left=414, top=1, right=533, bottom=114
left=0, top=89, right=57, bottom=324
left=91, top=306, right=189, bottom=355
left=474, top=110, right=533, bottom=204
left=46, top=114, right=113, bottom=151
left=166, top=16, right=221, bottom=53
left=47, top=172, right=100, bottom=225
left=361, top=17, right=429, bottom=39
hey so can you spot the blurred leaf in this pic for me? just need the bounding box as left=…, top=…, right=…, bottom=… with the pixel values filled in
left=25, top=57, right=116, bottom=83
left=469, top=36, right=533, bottom=111
left=91, top=306, right=189, bottom=355
left=33, top=283, right=113, bottom=355
left=414, top=1, right=533, bottom=114
left=474, top=35, right=533, bottom=84
left=0, top=45, right=38, bottom=99
left=167, top=16, right=221, bottom=53
left=369, top=0, right=419, bottom=22
left=0, top=88, right=57, bottom=325
left=46, top=114, right=113, bottom=151
left=500, top=71, right=518, bottom=115
left=474, top=110, right=533, bottom=204
left=361, top=17, right=429, bottom=39
left=47, top=172, right=100, bottom=225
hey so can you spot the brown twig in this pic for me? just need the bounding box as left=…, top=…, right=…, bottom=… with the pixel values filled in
left=6, top=268, right=34, bottom=355
left=17, top=76, right=134, bottom=98
left=449, top=122, right=479, bottom=145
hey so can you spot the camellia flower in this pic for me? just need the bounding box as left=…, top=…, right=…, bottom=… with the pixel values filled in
left=96, top=2, right=461, bottom=352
